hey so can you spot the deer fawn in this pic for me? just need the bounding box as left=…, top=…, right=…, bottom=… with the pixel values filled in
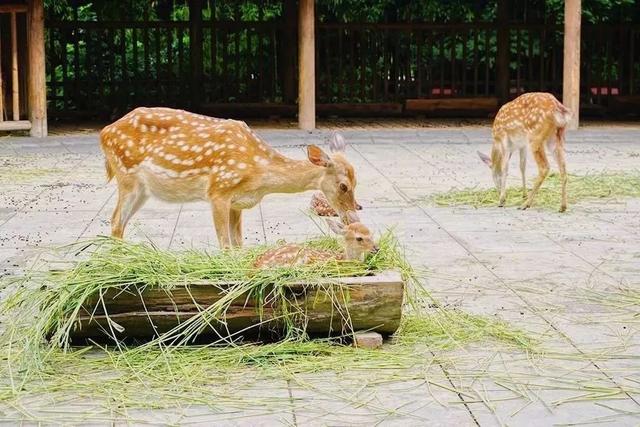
left=478, top=92, right=572, bottom=212
left=254, top=213, right=378, bottom=268
left=100, top=107, right=359, bottom=248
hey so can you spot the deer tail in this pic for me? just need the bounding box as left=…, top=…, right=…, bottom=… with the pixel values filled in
left=552, top=100, right=572, bottom=129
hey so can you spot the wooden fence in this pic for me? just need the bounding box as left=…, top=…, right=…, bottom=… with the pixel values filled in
left=45, top=15, right=640, bottom=118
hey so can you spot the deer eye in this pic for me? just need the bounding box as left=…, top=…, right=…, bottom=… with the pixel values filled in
left=339, top=183, right=349, bottom=192
left=356, top=237, right=363, bottom=242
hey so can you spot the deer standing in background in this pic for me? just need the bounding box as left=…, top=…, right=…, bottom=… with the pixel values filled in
left=100, top=108, right=359, bottom=248
left=254, top=213, right=378, bottom=268
left=478, top=92, right=572, bottom=212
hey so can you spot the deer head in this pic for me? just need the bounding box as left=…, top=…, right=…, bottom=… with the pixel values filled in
left=307, top=132, right=359, bottom=224
left=477, top=150, right=502, bottom=191
left=326, top=213, right=378, bottom=262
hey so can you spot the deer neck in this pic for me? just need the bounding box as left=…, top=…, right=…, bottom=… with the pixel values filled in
left=343, top=246, right=364, bottom=262
left=259, top=158, right=325, bottom=194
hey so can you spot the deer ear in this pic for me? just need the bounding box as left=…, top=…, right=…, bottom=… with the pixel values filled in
left=308, top=145, right=332, bottom=167
left=326, top=219, right=345, bottom=235
left=477, top=151, right=492, bottom=167
left=329, top=132, right=346, bottom=153
left=346, top=210, right=360, bottom=224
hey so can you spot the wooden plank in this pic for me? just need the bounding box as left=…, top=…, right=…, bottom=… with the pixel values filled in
left=200, top=102, right=296, bottom=117
left=317, top=102, right=403, bottom=116
left=70, top=270, right=404, bottom=341
left=27, top=0, right=47, bottom=137
left=0, top=5, right=28, bottom=13
left=405, top=97, right=498, bottom=112
left=298, top=0, right=315, bottom=130
left=563, top=0, right=581, bottom=129
left=0, top=120, right=31, bottom=131
left=11, top=12, right=19, bottom=121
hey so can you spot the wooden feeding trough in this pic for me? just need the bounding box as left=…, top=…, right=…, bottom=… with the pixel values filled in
left=69, top=270, right=404, bottom=342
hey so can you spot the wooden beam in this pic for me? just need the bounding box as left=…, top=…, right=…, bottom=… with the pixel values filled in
left=563, top=0, right=581, bottom=129
left=496, top=0, right=510, bottom=104
left=405, top=97, right=498, bottom=112
left=0, top=120, right=31, bottom=131
left=11, top=12, right=19, bottom=121
left=317, top=102, right=403, bottom=117
left=28, top=0, right=47, bottom=137
left=298, top=0, right=315, bottom=130
left=0, top=5, right=28, bottom=13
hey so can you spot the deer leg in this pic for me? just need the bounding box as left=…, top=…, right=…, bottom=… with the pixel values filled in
left=519, top=147, right=527, bottom=199
left=229, top=208, right=243, bottom=247
left=553, top=132, right=568, bottom=213
left=498, top=156, right=509, bottom=207
left=211, top=197, right=232, bottom=248
left=111, top=178, right=148, bottom=238
left=520, top=147, right=549, bottom=210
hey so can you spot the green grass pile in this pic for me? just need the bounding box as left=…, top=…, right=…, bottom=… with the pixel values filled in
left=431, top=172, right=640, bottom=209
left=0, top=234, right=535, bottom=419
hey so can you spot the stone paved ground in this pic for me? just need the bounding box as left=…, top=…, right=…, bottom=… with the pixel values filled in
left=1, top=125, right=640, bottom=425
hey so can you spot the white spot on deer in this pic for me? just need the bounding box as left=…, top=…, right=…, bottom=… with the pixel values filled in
left=126, top=140, right=134, bottom=148
left=140, top=124, right=148, bottom=133
left=124, top=150, right=131, bottom=157
left=232, top=178, right=241, bottom=185
left=228, top=159, right=236, bottom=165
left=237, top=162, right=247, bottom=170
left=205, top=149, right=213, bottom=156
left=165, top=154, right=176, bottom=161
left=172, top=158, right=182, bottom=165
left=239, top=146, right=247, bottom=152
left=227, top=144, right=236, bottom=150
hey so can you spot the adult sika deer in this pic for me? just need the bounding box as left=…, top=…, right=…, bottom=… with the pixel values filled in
left=100, top=107, right=359, bottom=247
left=478, top=92, right=572, bottom=212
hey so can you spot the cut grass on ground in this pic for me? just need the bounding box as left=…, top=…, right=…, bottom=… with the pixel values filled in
left=431, top=172, right=640, bottom=209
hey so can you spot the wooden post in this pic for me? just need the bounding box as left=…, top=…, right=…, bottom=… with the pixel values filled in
left=298, top=0, right=315, bottom=130
left=563, top=0, right=581, bottom=129
left=189, top=0, right=204, bottom=111
left=495, top=0, right=510, bottom=105
left=11, top=12, right=19, bottom=121
left=28, top=0, right=47, bottom=137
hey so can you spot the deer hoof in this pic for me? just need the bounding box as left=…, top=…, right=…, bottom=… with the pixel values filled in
left=559, top=205, right=567, bottom=213
left=519, top=203, right=530, bottom=210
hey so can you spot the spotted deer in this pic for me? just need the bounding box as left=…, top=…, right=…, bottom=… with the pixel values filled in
left=254, top=214, right=378, bottom=268
left=100, top=107, right=359, bottom=247
left=478, top=92, right=572, bottom=212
